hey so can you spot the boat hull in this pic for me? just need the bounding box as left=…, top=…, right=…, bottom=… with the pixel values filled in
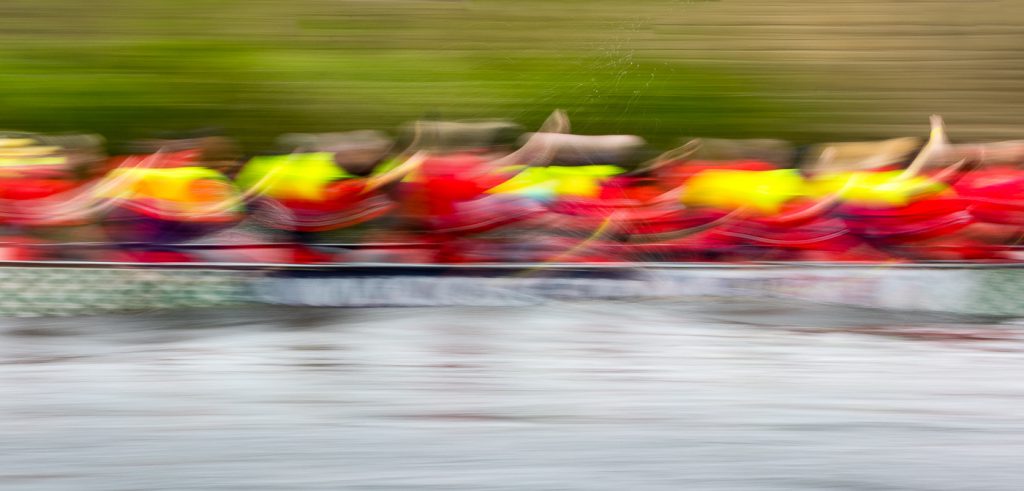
left=0, top=261, right=1020, bottom=318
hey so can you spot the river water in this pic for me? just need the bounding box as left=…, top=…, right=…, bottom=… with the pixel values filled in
left=1, top=301, right=1023, bottom=490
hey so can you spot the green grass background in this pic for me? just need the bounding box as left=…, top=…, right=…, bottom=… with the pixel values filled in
left=0, top=0, right=1017, bottom=152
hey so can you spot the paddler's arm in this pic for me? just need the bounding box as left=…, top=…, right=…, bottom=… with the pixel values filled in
left=485, top=110, right=571, bottom=168
left=361, top=118, right=432, bottom=193
left=899, top=114, right=948, bottom=180
left=626, top=139, right=702, bottom=177
left=362, top=151, right=429, bottom=192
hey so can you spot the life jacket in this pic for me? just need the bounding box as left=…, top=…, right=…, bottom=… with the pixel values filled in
left=952, top=167, right=1024, bottom=225
left=0, top=177, right=86, bottom=228
left=400, top=154, right=509, bottom=217
left=100, top=166, right=243, bottom=223
left=681, top=169, right=806, bottom=216
left=387, top=154, right=541, bottom=236
left=236, top=153, right=392, bottom=232
left=806, top=170, right=948, bottom=207
left=487, top=165, right=626, bottom=202
left=807, top=171, right=971, bottom=244
left=654, top=159, right=779, bottom=188
left=92, top=166, right=244, bottom=246
left=492, top=165, right=718, bottom=240
left=0, top=178, right=78, bottom=201
left=237, top=152, right=354, bottom=201
left=669, top=168, right=861, bottom=255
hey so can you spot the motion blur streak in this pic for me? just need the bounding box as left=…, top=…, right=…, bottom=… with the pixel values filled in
left=0, top=1, right=1021, bottom=147
left=2, top=303, right=1024, bottom=490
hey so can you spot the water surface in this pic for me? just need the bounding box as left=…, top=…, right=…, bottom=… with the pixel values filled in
left=1, top=301, right=1023, bottom=490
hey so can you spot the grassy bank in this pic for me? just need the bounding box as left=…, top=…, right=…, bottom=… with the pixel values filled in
left=4, top=0, right=1017, bottom=151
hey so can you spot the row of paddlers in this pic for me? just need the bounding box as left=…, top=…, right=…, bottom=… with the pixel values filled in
left=2, top=113, right=1024, bottom=263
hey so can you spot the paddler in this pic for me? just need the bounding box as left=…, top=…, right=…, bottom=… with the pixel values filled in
left=801, top=116, right=981, bottom=260
left=234, top=130, right=400, bottom=262
left=371, top=114, right=573, bottom=262
left=0, top=132, right=108, bottom=259
left=96, top=164, right=245, bottom=261
left=621, top=136, right=903, bottom=262
left=907, top=117, right=1024, bottom=257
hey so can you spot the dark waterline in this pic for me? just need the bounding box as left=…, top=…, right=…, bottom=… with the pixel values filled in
left=1, top=301, right=1023, bottom=490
